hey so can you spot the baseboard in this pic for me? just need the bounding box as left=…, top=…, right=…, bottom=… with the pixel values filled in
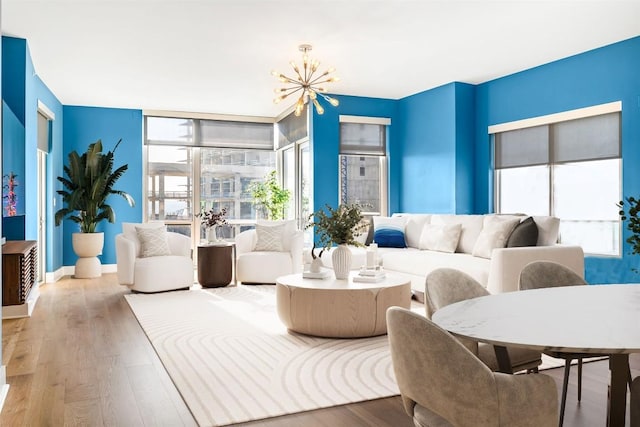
left=2, top=282, right=40, bottom=319
left=45, top=267, right=66, bottom=283
left=51, top=263, right=117, bottom=279
left=0, top=365, right=8, bottom=412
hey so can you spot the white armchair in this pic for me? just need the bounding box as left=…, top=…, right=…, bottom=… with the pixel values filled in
left=235, top=220, right=303, bottom=284
left=115, top=222, right=194, bottom=293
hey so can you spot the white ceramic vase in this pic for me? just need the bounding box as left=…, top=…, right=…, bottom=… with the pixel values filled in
left=332, top=244, right=352, bottom=280
left=72, top=232, right=104, bottom=278
left=207, top=226, right=219, bottom=243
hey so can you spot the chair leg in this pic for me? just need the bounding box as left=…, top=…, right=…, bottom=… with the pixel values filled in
left=559, top=359, right=572, bottom=427
left=577, top=358, right=583, bottom=402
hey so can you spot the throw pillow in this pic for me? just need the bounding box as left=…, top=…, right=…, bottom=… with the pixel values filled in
left=506, top=217, right=539, bottom=247
left=254, top=223, right=286, bottom=252
left=257, top=219, right=296, bottom=251
left=418, top=223, right=462, bottom=253
left=472, top=216, right=521, bottom=259
left=373, top=216, right=407, bottom=248
left=135, top=226, right=171, bottom=258
left=531, top=216, right=561, bottom=246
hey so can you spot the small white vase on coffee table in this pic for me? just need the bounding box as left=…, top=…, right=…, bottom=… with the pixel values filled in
left=332, top=244, right=352, bottom=279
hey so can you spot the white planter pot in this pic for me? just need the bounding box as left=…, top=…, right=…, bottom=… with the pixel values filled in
left=332, top=244, right=352, bottom=280
left=72, top=232, right=104, bottom=278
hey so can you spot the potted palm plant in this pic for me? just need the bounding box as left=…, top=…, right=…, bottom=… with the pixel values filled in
left=55, top=139, right=135, bottom=278
left=306, top=203, right=368, bottom=279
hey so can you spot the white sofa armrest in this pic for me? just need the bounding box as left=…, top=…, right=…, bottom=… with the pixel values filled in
left=167, top=232, right=192, bottom=257
left=236, top=229, right=257, bottom=255
left=289, top=230, right=304, bottom=273
left=488, top=245, right=585, bottom=294
left=115, top=234, right=136, bottom=285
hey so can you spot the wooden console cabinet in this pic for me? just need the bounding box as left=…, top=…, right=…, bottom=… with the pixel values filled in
left=2, top=240, right=37, bottom=306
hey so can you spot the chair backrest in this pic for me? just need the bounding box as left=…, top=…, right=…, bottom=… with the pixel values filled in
left=519, top=261, right=586, bottom=291
left=387, top=307, right=499, bottom=426
left=424, top=268, right=490, bottom=319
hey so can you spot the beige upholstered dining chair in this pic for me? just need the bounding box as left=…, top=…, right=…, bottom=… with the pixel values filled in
left=518, top=260, right=597, bottom=427
left=632, top=377, right=640, bottom=427
left=425, top=268, right=542, bottom=373
left=387, top=307, right=558, bottom=427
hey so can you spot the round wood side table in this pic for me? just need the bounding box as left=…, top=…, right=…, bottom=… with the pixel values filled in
left=197, top=243, right=235, bottom=287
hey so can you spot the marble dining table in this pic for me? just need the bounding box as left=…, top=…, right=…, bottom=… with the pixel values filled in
left=431, top=284, right=640, bottom=427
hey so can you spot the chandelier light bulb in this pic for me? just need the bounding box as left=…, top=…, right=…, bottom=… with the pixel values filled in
left=271, top=43, right=339, bottom=116
left=294, top=96, right=305, bottom=117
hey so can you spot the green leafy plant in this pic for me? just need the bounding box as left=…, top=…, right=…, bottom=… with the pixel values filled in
left=618, top=196, right=640, bottom=263
left=55, top=139, right=135, bottom=233
left=306, top=203, right=369, bottom=257
left=249, top=170, right=290, bottom=220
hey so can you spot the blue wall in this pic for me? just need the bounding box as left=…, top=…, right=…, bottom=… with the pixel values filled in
left=311, top=95, right=399, bottom=214
left=35, top=75, right=64, bottom=271
left=2, top=101, right=25, bottom=217
left=2, top=36, right=64, bottom=271
left=475, top=36, right=640, bottom=283
left=62, top=106, right=143, bottom=266
left=396, top=82, right=476, bottom=213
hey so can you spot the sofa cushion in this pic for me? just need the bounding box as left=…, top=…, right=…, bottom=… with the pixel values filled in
left=472, top=216, right=521, bottom=259
left=430, top=215, right=485, bottom=254
left=419, top=223, right=462, bottom=253
left=393, top=214, right=431, bottom=248
left=373, top=216, right=407, bottom=248
left=506, top=217, right=539, bottom=247
left=381, top=249, right=491, bottom=287
left=531, top=216, right=560, bottom=246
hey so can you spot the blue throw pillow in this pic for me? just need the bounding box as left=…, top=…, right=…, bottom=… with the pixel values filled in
left=373, top=216, right=407, bottom=248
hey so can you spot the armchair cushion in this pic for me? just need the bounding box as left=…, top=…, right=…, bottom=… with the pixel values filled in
left=122, top=221, right=164, bottom=257
left=254, top=222, right=286, bottom=252
left=257, top=219, right=296, bottom=251
left=136, top=226, right=171, bottom=257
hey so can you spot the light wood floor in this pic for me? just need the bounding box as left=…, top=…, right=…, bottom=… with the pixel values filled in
left=1, top=274, right=638, bottom=426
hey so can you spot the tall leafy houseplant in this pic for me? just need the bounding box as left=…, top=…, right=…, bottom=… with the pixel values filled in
left=55, top=139, right=135, bottom=232
left=55, top=139, right=135, bottom=279
left=249, top=170, right=290, bottom=220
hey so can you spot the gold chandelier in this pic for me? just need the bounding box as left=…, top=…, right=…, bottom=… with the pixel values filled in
left=271, top=44, right=340, bottom=116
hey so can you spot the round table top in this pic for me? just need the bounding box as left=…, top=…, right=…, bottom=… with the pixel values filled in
left=432, top=284, right=640, bottom=354
left=276, top=271, right=410, bottom=291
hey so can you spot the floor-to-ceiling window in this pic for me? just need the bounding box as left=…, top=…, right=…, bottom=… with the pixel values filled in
left=145, top=114, right=276, bottom=250
left=276, top=109, right=310, bottom=239
left=493, top=103, right=621, bottom=256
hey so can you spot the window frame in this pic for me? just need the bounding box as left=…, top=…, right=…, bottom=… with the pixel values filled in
left=491, top=102, right=622, bottom=257
left=338, top=115, right=391, bottom=216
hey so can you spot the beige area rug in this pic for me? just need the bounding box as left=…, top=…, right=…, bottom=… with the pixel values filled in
left=125, top=285, right=412, bottom=427
left=540, top=354, right=607, bottom=371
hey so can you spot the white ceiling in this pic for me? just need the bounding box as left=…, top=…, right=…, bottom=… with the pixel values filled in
left=3, top=1, right=639, bottom=119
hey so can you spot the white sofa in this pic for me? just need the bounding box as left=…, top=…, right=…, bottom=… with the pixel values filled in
left=309, top=213, right=584, bottom=296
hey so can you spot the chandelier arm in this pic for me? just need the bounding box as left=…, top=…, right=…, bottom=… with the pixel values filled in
left=280, top=75, right=302, bottom=85
left=278, top=85, right=303, bottom=93
left=292, top=66, right=305, bottom=84
left=308, top=74, right=336, bottom=85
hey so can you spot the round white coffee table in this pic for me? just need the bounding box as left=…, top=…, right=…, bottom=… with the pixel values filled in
left=275, top=271, right=411, bottom=338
